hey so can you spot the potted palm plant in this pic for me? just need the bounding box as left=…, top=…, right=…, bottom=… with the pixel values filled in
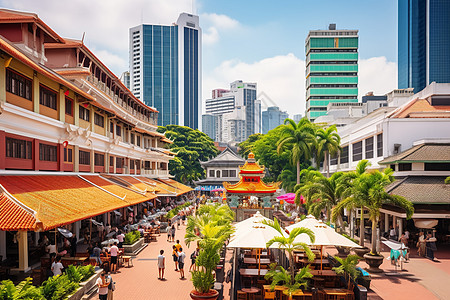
left=332, top=255, right=360, bottom=290
left=185, top=204, right=234, bottom=300
left=266, top=265, right=313, bottom=300
left=263, top=218, right=315, bottom=286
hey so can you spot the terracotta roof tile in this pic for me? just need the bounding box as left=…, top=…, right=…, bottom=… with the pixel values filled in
left=393, top=98, right=450, bottom=118
left=0, top=192, right=37, bottom=231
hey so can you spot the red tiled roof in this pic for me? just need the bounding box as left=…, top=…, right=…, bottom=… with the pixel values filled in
left=158, top=179, right=193, bottom=196
left=392, top=98, right=450, bottom=118
left=0, top=192, right=37, bottom=231
left=0, top=9, right=64, bottom=43
left=0, top=175, right=133, bottom=231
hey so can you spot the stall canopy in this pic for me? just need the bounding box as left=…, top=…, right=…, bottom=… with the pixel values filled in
left=158, top=178, right=193, bottom=196
left=0, top=174, right=155, bottom=231
left=194, top=185, right=223, bottom=192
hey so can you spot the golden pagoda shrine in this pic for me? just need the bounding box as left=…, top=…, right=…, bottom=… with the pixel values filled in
left=223, top=152, right=280, bottom=221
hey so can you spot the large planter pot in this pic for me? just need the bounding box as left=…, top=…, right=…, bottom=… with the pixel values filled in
left=352, top=246, right=370, bottom=258
left=363, top=253, right=384, bottom=273
left=336, top=246, right=351, bottom=258
left=123, top=238, right=144, bottom=255
left=189, top=289, right=219, bottom=300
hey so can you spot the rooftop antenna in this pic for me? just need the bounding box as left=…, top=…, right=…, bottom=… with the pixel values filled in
left=81, top=32, right=85, bottom=45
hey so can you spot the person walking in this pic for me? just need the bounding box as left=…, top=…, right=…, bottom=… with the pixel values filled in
left=178, top=247, right=186, bottom=279
left=189, top=248, right=199, bottom=271
left=117, top=231, right=124, bottom=248
left=96, top=272, right=109, bottom=300
left=425, top=232, right=437, bottom=261
left=51, top=255, right=64, bottom=276
left=172, top=245, right=179, bottom=271
left=170, top=225, right=176, bottom=242
left=157, top=250, right=165, bottom=280
left=417, top=231, right=426, bottom=257
left=174, top=240, right=182, bottom=252
left=177, top=214, right=181, bottom=229
left=106, top=273, right=115, bottom=300
left=109, top=242, right=119, bottom=273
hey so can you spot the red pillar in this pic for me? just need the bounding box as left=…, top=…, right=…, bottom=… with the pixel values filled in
left=0, top=131, right=5, bottom=170
left=57, top=143, right=64, bottom=171
left=33, top=139, right=39, bottom=171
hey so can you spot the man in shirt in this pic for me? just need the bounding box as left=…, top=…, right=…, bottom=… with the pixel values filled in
left=177, top=247, right=186, bottom=279
left=174, top=240, right=182, bottom=252
left=117, top=232, right=124, bottom=248
left=109, top=242, right=119, bottom=273
left=51, top=255, right=64, bottom=276
left=96, top=272, right=109, bottom=300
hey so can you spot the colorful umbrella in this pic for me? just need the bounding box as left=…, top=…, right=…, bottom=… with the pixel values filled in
left=277, top=193, right=304, bottom=204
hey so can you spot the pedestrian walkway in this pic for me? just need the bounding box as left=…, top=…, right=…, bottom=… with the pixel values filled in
left=110, top=223, right=197, bottom=299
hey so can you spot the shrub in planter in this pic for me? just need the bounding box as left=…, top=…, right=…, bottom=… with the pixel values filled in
left=41, top=274, right=79, bottom=300
left=124, top=230, right=141, bottom=245
left=0, top=277, right=43, bottom=300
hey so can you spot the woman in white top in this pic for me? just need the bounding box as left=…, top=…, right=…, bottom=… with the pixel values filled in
left=157, top=249, right=165, bottom=280
left=51, top=256, right=64, bottom=276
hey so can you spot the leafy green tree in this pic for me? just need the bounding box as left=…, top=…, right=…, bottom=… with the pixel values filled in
left=294, top=168, right=322, bottom=208
left=316, top=125, right=341, bottom=178
left=158, top=125, right=219, bottom=185
left=263, top=218, right=315, bottom=284
left=278, top=166, right=297, bottom=193
left=238, top=133, right=262, bottom=158
left=445, top=176, right=450, bottom=184
left=0, top=278, right=44, bottom=300
left=277, top=118, right=316, bottom=184
left=266, top=265, right=313, bottom=299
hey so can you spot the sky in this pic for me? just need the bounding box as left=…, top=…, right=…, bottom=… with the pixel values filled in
left=0, top=0, right=398, bottom=116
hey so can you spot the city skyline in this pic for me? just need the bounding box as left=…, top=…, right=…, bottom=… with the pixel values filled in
left=0, top=0, right=398, bottom=117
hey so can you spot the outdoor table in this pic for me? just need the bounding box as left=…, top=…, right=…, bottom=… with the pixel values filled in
left=61, top=256, right=87, bottom=267
left=322, top=288, right=353, bottom=298
left=298, top=258, right=330, bottom=265
left=241, top=287, right=260, bottom=300
left=310, top=269, right=337, bottom=277
left=244, top=257, right=271, bottom=265
left=239, top=268, right=268, bottom=276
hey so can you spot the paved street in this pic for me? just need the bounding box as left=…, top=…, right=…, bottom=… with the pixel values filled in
left=111, top=224, right=196, bottom=300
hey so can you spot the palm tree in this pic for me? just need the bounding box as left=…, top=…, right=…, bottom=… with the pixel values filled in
left=266, top=265, right=313, bottom=300
left=278, top=166, right=297, bottom=193
left=294, top=168, right=323, bottom=209
left=332, top=160, right=371, bottom=246
left=333, top=167, right=414, bottom=254
left=297, top=172, right=346, bottom=225
left=262, top=218, right=315, bottom=284
left=332, top=255, right=360, bottom=290
left=277, top=118, right=316, bottom=184
left=316, top=125, right=341, bottom=178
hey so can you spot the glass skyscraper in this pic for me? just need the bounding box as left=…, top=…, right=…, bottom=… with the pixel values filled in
left=305, top=24, right=359, bottom=121
left=129, top=13, right=201, bottom=128
left=398, top=0, right=450, bottom=92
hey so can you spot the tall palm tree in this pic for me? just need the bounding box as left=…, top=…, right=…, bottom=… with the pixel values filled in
left=316, top=125, right=341, bottom=178
left=263, top=218, right=315, bottom=283
left=277, top=118, right=316, bottom=184
left=333, top=167, right=414, bottom=254
left=332, top=160, right=371, bottom=246
left=297, top=172, right=346, bottom=225
left=294, top=168, right=323, bottom=209
left=278, top=167, right=297, bottom=193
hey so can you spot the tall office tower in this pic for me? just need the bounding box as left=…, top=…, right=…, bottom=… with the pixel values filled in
left=205, top=80, right=261, bottom=142
left=120, top=71, right=130, bottom=90
left=293, top=114, right=303, bottom=123
left=129, top=13, right=201, bottom=128
left=398, top=0, right=450, bottom=93
left=262, top=106, right=289, bottom=134
left=202, top=114, right=217, bottom=141
left=305, top=24, right=358, bottom=121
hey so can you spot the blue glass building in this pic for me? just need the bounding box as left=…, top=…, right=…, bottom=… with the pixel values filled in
left=129, top=13, right=201, bottom=128
left=398, top=0, right=450, bottom=92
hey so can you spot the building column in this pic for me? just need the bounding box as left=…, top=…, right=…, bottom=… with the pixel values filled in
left=57, top=143, right=64, bottom=171
left=74, top=145, right=80, bottom=172
left=58, top=88, right=65, bottom=122
left=74, top=97, right=80, bottom=126
left=34, top=232, right=39, bottom=247
left=0, top=131, right=5, bottom=170
left=103, top=213, right=108, bottom=226
left=0, top=231, right=6, bottom=262
left=74, top=221, right=80, bottom=243
left=33, top=139, right=39, bottom=171
left=89, top=105, right=95, bottom=131
left=90, top=150, right=95, bottom=173
left=384, top=213, right=389, bottom=233
left=398, top=218, right=403, bottom=238
left=0, top=57, right=6, bottom=103
left=33, top=73, right=40, bottom=114
left=349, top=209, right=354, bottom=238
left=17, top=231, right=29, bottom=272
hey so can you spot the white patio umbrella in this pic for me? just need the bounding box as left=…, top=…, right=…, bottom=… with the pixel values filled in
left=233, top=211, right=271, bottom=233
left=286, top=215, right=360, bottom=270
left=227, top=219, right=286, bottom=275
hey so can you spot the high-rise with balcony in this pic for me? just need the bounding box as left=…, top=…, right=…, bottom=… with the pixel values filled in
left=305, top=24, right=358, bottom=121
left=129, top=13, right=201, bottom=128
left=398, top=0, right=450, bottom=93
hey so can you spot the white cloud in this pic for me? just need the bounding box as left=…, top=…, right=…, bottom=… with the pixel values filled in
left=0, top=0, right=194, bottom=74
left=200, top=13, right=239, bottom=45
left=359, top=56, right=397, bottom=98
left=204, top=55, right=398, bottom=117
